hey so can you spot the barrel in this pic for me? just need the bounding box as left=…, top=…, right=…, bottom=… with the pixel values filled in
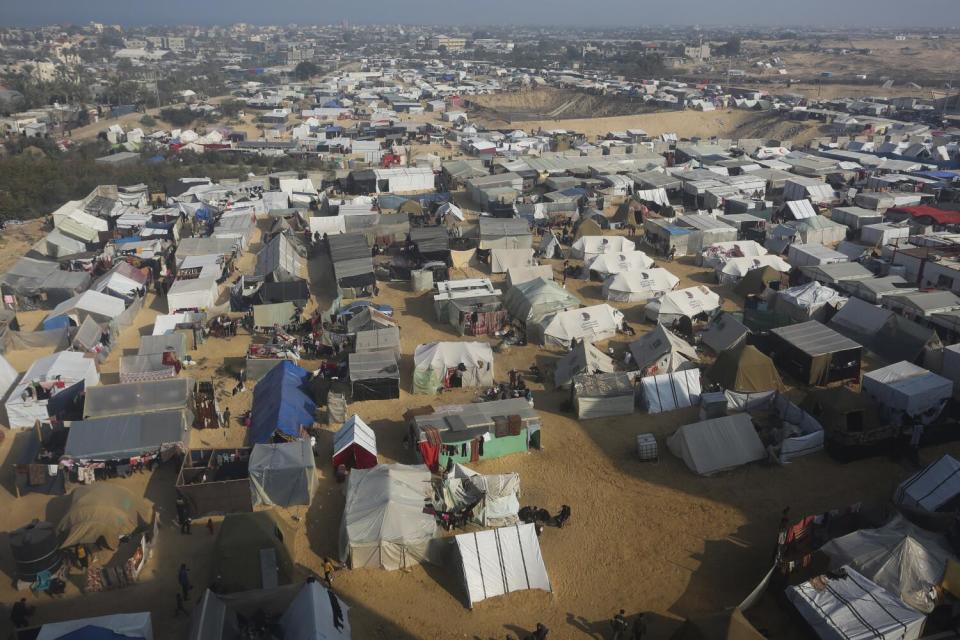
left=9, top=520, right=62, bottom=582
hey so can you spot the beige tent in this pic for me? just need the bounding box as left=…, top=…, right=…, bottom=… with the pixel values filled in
left=57, top=484, right=151, bottom=548
left=706, top=345, right=785, bottom=393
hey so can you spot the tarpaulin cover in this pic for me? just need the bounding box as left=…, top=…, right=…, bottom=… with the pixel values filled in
left=554, top=341, right=618, bottom=389
left=895, top=454, right=960, bottom=513
left=280, top=581, right=352, bottom=640
left=629, top=323, right=697, bottom=375
left=503, top=277, right=580, bottom=325
left=454, top=523, right=551, bottom=608
left=83, top=378, right=192, bottom=419
left=249, top=361, right=316, bottom=444
left=667, top=413, right=766, bottom=476
left=64, top=410, right=189, bottom=460
left=706, top=345, right=784, bottom=393
left=333, top=414, right=378, bottom=469
left=7, top=351, right=100, bottom=429
left=57, top=484, right=150, bottom=548
left=641, top=369, right=701, bottom=414
left=248, top=440, right=316, bottom=507
left=339, top=464, right=437, bottom=570
left=786, top=566, right=926, bottom=640
left=441, top=464, right=520, bottom=528
left=213, top=511, right=295, bottom=593
left=541, top=304, right=624, bottom=349
left=37, top=613, right=153, bottom=640
left=412, top=342, right=494, bottom=395
left=862, top=361, right=952, bottom=426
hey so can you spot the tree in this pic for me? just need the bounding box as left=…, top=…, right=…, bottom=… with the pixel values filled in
left=219, top=99, right=244, bottom=118
left=140, top=115, right=157, bottom=127
left=158, top=107, right=196, bottom=127
left=292, top=61, right=319, bottom=81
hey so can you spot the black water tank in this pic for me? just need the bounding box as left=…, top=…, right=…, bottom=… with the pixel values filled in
left=8, top=520, right=62, bottom=582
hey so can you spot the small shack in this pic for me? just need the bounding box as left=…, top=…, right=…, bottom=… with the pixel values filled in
left=572, top=372, right=636, bottom=419
left=333, top=414, right=378, bottom=471
left=348, top=350, right=400, bottom=400
left=769, top=321, right=862, bottom=386
left=248, top=440, right=316, bottom=507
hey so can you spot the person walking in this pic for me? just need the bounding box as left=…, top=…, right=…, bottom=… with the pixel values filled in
left=222, top=407, right=231, bottom=428
left=323, top=557, right=336, bottom=586
left=611, top=610, right=629, bottom=640
left=178, top=563, right=192, bottom=600
left=10, top=598, right=33, bottom=628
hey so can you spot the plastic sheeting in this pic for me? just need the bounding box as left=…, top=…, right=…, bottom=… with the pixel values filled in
left=454, top=523, right=551, bottom=608
left=64, top=410, right=189, bottom=461
left=7, top=351, right=100, bottom=429
left=441, top=464, right=520, bottom=528
left=554, top=341, right=618, bottom=389
left=862, top=361, right=952, bottom=427
left=895, top=454, right=960, bottom=513
left=723, top=390, right=824, bottom=462
left=83, top=378, right=192, bottom=420
left=37, top=613, right=153, bottom=640
left=503, top=277, right=579, bottom=325
left=249, top=440, right=316, bottom=507
left=667, top=413, right=766, bottom=476
left=787, top=566, right=926, bottom=640
left=280, top=581, right=352, bottom=640
left=250, top=361, right=316, bottom=444
left=820, top=514, right=955, bottom=613
left=569, top=236, right=634, bottom=261
left=57, top=484, right=150, bottom=548
left=542, top=304, right=624, bottom=349
left=490, top=249, right=535, bottom=274
left=340, top=464, right=436, bottom=570
left=641, top=369, right=701, bottom=414
left=412, top=342, right=494, bottom=395
left=629, top=323, right=697, bottom=375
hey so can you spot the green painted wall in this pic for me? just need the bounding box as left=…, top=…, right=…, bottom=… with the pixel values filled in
left=438, top=429, right=528, bottom=466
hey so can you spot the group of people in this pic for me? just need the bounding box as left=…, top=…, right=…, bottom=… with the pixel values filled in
left=518, top=504, right=573, bottom=536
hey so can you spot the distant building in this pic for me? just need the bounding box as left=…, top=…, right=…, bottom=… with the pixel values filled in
left=684, top=43, right=711, bottom=61
left=429, top=35, right=466, bottom=51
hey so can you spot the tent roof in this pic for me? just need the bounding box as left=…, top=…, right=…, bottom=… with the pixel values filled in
left=333, top=414, right=377, bottom=458
left=771, top=320, right=861, bottom=356
left=554, top=341, right=617, bottom=389
left=65, top=410, right=189, bottom=460
left=214, top=510, right=296, bottom=593
left=454, top=523, right=551, bottom=607
left=342, top=463, right=436, bottom=547
left=57, top=484, right=150, bottom=548
left=37, top=613, right=152, bottom=640
left=250, top=361, right=316, bottom=444
left=896, top=454, right=960, bottom=512
left=706, top=345, right=785, bottom=393
left=348, top=350, right=399, bottom=382
left=83, top=378, right=192, bottom=419
left=629, top=323, right=697, bottom=371
left=701, top=312, right=749, bottom=354
left=503, top=277, right=580, bottom=323
left=667, top=413, right=766, bottom=476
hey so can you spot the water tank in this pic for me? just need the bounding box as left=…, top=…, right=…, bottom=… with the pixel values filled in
left=8, top=520, right=62, bottom=582
left=410, top=269, right=434, bottom=292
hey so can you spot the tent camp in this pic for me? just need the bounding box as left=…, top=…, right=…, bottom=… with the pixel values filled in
left=167, top=277, right=219, bottom=313
left=57, top=484, right=150, bottom=548
left=554, top=340, right=618, bottom=389
left=787, top=566, right=926, bottom=640
left=503, top=278, right=580, bottom=342
left=255, top=233, right=305, bottom=282
left=478, top=218, right=532, bottom=251
left=439, top=464, right=520, bottom=528
left=644, top=286, right=720, bottom=324
left=724, top=390, right=825, bottom=462
left=700, top=240, right=768, bottom=269
left=770, top=321, right=862, bottom=386
left=716, top=255, right=791, bottom=285
left=667, top=413, right=766, bottom=476
left=454, top=524, right=551, bottom=608
left=538, top=231, right=564, bottom=259
left=569, top=236, right=634, bottom=262
left=339, top=464, right=437, bottom=570
left=640, top=369, right=701, bottom=413
left=573, top=372, right=636, bottom=419
left=862, top=361, right=952, bottom=427
left=248, top=440, right=316, bottom=507
left=333, top=414, right=378, bottom=470
left=588, top=251, right=655, bottom=279
left=734, top=265, right=787, bottom=298
left=541, top=304, right=624, bottom=349
left=252, top=302, right=298, bottom=330
left=895, top=455, right=960, bottom=513
left=490, top=249, right=536, bottom=274
left=412, top=342, right=494, bottom=394
left=629, top=324, right=698, bottom=376
left=214, top=510, right=295, bottom=592
left=249, top=361, right=316, bottom=444
left=602, top=268, right=679, bottom=303
left=7, top=351, right=100, bottom=429
left=280, top=581, right=352, bottom=640
left=820, top=514, right=955, bottom=613
left=701, top=312, right=750, bottom=354
left=505, top=265, right=554, bottom=288
left=63, top=410, right=190, bottom=462
left=829, top=297, right=942, bottom=366
left=774, top=281, right=846, bottom=322
left=348, top=350, right=399, bottom=401
left=44, top=290, right=126, bottom=329
left=0, top=256, right=90, bottom=306
left=706, top=345, right=785, bottom=393
left=801, top=387, right=886, bottom=453
left=37, top=613, right=153, bottom=640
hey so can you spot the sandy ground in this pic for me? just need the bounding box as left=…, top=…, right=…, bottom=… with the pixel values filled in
left=1, top=210, right=958, bottom=640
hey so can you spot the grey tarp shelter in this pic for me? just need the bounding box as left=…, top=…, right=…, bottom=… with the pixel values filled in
left=83, top=377, right=194, bottom=419
left=572, top=372, right=636, bottom=419
left=63, top=410, right=190, bottom=461
left=256, top=233, right=304, bottom=282
left=248, top=440, right=316, bottom=507
left=667, top=413, right=766, bottom=476
left=554, top=341, right=617, bottom=389
left=328, top=233, right=374, bottom=294
left=0, top=257, right=91, bottom=306
left=348, top=350, right=400, bottom=400
left=354, top=326, right=401, bottom=360
left=478, top=218, right=532, bottom=250
left=701, top=312, right=750, bottom=354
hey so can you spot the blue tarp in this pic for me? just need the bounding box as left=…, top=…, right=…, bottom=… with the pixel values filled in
left=41, top=315, right=71, bottom=331
left=249, top=361, right=316, bottom=444
left=58, top=625, right=143, bottom=640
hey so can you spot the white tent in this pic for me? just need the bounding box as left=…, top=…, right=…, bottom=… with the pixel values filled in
left=437, top=202, right=465, bottom=221
left=554, top=341, right=618, bottom=389
left=505, top=265, right=554, bottom=288
left=309, top=215, right=347, bottom=236
left=541, top=304, right=624, bottom=349
left=37, top=613, right=153, bottom=640
left=46, top=290, right=126, bottom=326
left=787, top=566, right=926, bottom=640
left=787, top=243, right=849, bottom=267
left=0, top=353, right=20, bottom=403
left=412, top=342, right=494, bottom=394
left=895, top=454, right=960, bottom=513
left=588, top=251, right=654, bottom=277
left=441, top=464, right=521, bottom=528
left=640, top=369, right=701, bottom=413
left=454, top=523, right=551, bottom=608
left=280, top=581, right=352, bottom=640
left=339, top=464, right=437, bottom=570
left=667, top=413, right=766, bottom=476
left=629, top=323, right=698, bottom=375
left=7, top=351, right=100, bottom=429
left=603, top=268, right=679, bottom=303
left=716, top=255, right=791, bottom=285
left=774, top=281, right=846, bottom=322
left=700, top=240, right=768, bottom=269
left=569, top=236, right=634, bottom=261
left=167, top=277, right=219, bottom=313
left=644, top=286, right=720, bottom=324
left=538, top=231, right=564, bottom=259
left=490, top=248, right=536, bottom=274
left=333, top=414, right=378, bottom=468
left=863, top=361, right=952, bottom=427
left=820, top=514, right=955, bottom=613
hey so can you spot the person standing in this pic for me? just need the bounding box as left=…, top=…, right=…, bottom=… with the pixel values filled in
left=611, top=610, right=629, bottom=640
left=174, top=592, right=189, bottom=617
left=178, top=563, right=192, bottom=600
left=222, top=407, right=231, bottom=428
left=10, top=598, right=33, bottom=628
left=323, top=557, right=336, bottom=586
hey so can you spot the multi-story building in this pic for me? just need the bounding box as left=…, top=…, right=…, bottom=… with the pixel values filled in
left=428, top=35, right=466, bottom=51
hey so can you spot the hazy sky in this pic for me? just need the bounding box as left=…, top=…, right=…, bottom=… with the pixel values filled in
left=6, top=0, right=960, bottom=28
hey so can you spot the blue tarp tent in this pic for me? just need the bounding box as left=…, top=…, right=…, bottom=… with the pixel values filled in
left=57, top=626, right=140, bottom=640
left=249, top=361, right=316, bottom=444
left=41, top=315, right=71, bottom=331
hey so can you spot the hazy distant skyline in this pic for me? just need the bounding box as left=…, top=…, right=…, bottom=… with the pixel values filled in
left=6, top=0, right=960, bottom=29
